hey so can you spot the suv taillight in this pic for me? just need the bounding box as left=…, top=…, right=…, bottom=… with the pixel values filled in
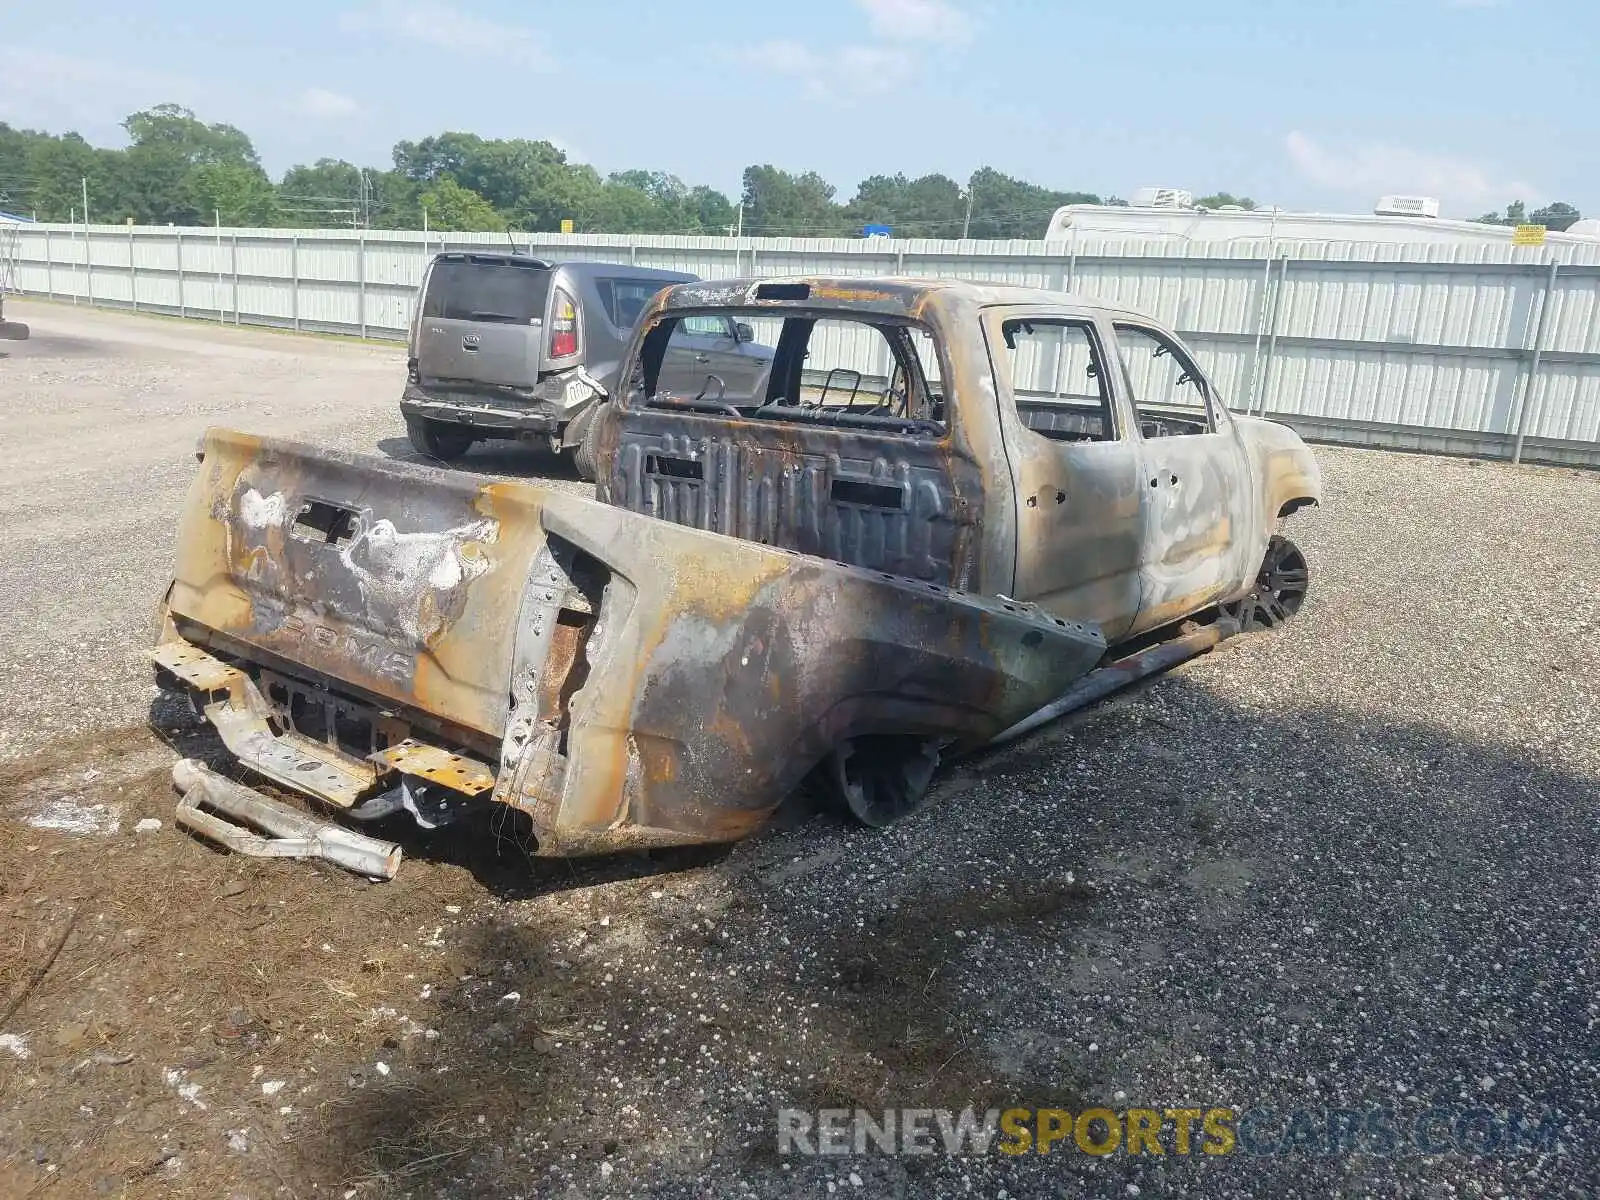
left=550, top=289, right=579, bottom=358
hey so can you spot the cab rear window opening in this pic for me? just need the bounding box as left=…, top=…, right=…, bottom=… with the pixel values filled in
left=632, top=311, right=948, bottom=436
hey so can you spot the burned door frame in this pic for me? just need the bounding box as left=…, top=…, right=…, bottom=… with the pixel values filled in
left=981, top=305, right=1146, bottom=643
left=1109, top=320, right=1256, bottom=636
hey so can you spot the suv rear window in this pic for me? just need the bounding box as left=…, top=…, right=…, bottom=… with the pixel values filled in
left=595, top=278, right=670, bottom=329
left=422, top=258, right=551, bottom=324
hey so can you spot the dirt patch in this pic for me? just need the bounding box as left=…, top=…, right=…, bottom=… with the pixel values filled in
left=0, top=723, right=514, bottom=1198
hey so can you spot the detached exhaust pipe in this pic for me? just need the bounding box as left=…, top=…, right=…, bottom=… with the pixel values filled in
left=172, top=758, right=403, bottom=880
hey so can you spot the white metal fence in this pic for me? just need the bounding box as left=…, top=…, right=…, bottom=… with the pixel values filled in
left=9, top=223, right=1600, bottom=468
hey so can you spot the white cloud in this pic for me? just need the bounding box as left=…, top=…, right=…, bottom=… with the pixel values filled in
left=0, top=48, right=197, bottom=138
left=290, top=87, right=363, bottom=120
left=732, top=1, right=968, bottom=100
left=1284, top=131, right=1538, bottom=210
left=339, top=3, right=550, bottom=66
left=734, top=40, right=913, bottom=98
left=856, top=0, right=976, bottom=44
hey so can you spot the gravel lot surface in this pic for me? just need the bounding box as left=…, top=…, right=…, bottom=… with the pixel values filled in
left=0, top=301, right=1596, bottom=1199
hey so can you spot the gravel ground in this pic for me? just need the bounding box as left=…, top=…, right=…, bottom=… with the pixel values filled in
left=1, top=300, right=1597, bottom=1198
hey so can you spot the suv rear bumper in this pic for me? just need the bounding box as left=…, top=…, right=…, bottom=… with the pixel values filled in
left=402, top=384, right=563, bottom=436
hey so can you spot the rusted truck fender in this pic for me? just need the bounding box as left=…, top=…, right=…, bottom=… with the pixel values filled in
left=156, top=429, right=1107, bottom=855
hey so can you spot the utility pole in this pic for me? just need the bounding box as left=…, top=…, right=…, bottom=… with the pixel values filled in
left=81, top=177, right=90, bottom=226
left=735, top=202, right=743, bottom=239
left=961, top=178, right=974, bottom=239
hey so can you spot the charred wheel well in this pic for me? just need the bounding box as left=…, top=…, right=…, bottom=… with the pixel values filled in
left=1278, top=496, right=1318, bottom=518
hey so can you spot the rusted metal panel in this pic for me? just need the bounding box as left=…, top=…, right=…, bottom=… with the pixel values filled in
left=493, top=492, right=1107, bottom=854
left=371, top=740, right=495, bottom=797
left=156, top=427, right=1108, bottom=855
left=164, top=429, right=547, bottom=744
left=611, top=427, right=973, bottom=585
left=150, top=639, right=243, bottom=693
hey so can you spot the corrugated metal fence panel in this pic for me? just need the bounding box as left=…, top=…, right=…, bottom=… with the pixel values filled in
left=8, top=223, right=1600, bottom=459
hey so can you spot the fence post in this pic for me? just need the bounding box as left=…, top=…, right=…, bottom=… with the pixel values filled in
left=291, top=233, right=301, bottom=332
left=358, top=232, right=368, bottom=339
left=84, top=222, right=93, bottom=308
left=216, top=223, right=224, bottom=324
left=231, top=233, right=240, bottom=325
left=44, top=227, right=53, bottom=298
left=629, top=241, right=638, bottom=266
left=176, top=230, right=185, bottom=318
left=1256, top=252, right=1291, bottom=416
left=129, top=224, right=138, bottom=312
left=1511, top=258, right=1560, bottom=465
left=1245, top=240, right=1279, bottom=413
left=1067, top=224, right=1078, bottom=292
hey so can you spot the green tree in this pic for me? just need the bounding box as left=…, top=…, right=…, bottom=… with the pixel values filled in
left=1473, top=200, right=1529, bottom=227
left=277, top=158, right=365, bottom=226
left=190, top=161, right=278, bottom=225
left=688, top=184, right=737, bottom=234
left=1196, top=192, right=1256, bottom=210
left=393, top=132, right=590, bottom=230
left=13, top=107, right=1125, bottom=238
left=1529, top=202, right=1581, bottom=232
left=117, top=104, right=272, bottom=224
left=1, top=128, right=104, bottom=220
left=844, top=173, right=966, bottom=237
left=741, top=165, right=846, bottom=236
left=417, top=176, right=505, bottom=232
left=964, top=168, right=1098, bottom=239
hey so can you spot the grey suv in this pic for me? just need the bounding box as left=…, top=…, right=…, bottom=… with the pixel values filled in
left=402, top=255, right=773, bottom=479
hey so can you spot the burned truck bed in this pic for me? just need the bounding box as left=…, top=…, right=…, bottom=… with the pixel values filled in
left=151, top=429, right=1106, bottom=856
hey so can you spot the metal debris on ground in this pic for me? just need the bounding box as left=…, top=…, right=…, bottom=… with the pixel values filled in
left=171, top=758, right=402, bottom=880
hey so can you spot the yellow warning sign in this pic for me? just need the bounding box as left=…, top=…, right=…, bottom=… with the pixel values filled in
left=1512, top=224, right=1547, bottom=246
left=560, top=218, right=575, bottom=235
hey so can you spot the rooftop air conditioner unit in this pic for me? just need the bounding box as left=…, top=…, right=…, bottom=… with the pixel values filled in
left=1130, top=187, right=1194, bottom=210
left=1374, top=195, right=1440, bottom=219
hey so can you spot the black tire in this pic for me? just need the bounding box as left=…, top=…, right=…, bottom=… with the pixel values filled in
left=571, top=402, right=608, bottom=483
left=405, top=416, right=475, bottom=463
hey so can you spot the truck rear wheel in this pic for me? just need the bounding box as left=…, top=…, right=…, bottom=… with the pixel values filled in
left=823, top=734, right=942, bottom=828
left=405, top=416, right=475, bottom=463
left=570, top=402, right=608, bottom=483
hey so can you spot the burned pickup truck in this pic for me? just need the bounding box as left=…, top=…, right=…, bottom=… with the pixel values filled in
left=149, top=278, right=1320, bottom=868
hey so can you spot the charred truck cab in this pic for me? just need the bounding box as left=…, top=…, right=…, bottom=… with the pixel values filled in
left=597, top=277, right=1321, bottom=642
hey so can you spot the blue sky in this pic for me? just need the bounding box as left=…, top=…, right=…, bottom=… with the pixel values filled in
left=0, top=0, right=1591, bottom=219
